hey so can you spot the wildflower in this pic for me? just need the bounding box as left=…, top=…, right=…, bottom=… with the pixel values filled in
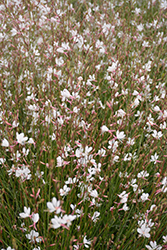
left=163, top=235, right=167, bottom=243
left=15, top=165, right=31, bottom=180
left=160, top=121, right=166, bottom=129
left=47, top=197, right=61, bottom=213
left=145, top=241, right=162, bottom=250
left=160, top=0, right=167, bottom=9
left=32, top=213, right=39, bottom=223
left=124, top=153, right=132, bottom=161
left=150, top=153, right=159, bottom=164
left=16, top=132, right=28, bottom=145
left=122, top=203, right=129, bottom=211
left=61, top=89, right=72, bottom=101
left=98, top=148, right=106, bottom=156
left=142, top=41, right=150, bottom=47
left=161, top=177, right=167, bottom=193
left=65, top=177, right=77, bottom=185
left=11, top=28, right=17, bottom=36
left=0, top=158, right=5, bottom=164
left=1, top=138, right=9, bottom=147
left=22, top=148, right=29, bottom=157
left=108, top=140, right=118, bottom=152
left=89, top=189, right=98, bottom=198
left=150, top=204, right=156, bottom=211
left=27, top=138, right=34, bottom=144
left=140, top=193, right=149, bottom=202
left=134, top=7, right=141, bottom=15
left=73, top=244, right=80, bottom=249
left=143, top=60, right=152, bottom=71
left=101, top=125, right=109, bottom=133
left=118, top=191, right=129, bottom=203
left=116, top=109, right=126, bottom=118
left=153, top=105, right=160, bottom=112
left=83, top=236, right=91, bottom=248
left=116, top=130, right=125, bottom=140
left=19, top=206, right=31, bottom=218
left=107, top=61, right=119, bottom=73
left=137, top=23, right=144, bottom=31
left=127, top=137, right=135, bottom=146
left=51, top=215, right=63, bottom=229
left=75, top=147, right=83, bottom=158
left=147, top=219, right=154, bottom=228
left=152, top=130, right=163, bottom=139
left=92, top=211, right=100, bottom=222
left=137, top=170, right=149, bottom=178
left=26, top=230, right=42, bottom=243
left=56, top=156, right=64, bottom=167
left=62, top=214, right=76, bottom=227
left=137, top=224, right=150, bottom=238
left=59, top=185, right=71, bottom=196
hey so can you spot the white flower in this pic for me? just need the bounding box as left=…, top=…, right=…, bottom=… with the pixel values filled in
left=61, top=89, right=72, bottom=101
left=143, top=60, right=152, bottom=71
left=134, top=7, right=141, bottom=15
left=101, top=125, right=109, bottom=133
left=19, top=207, right=31, bottom=218
left=51, top=215, right=63, bottom=229
left=27, top=138, right=34, bottom=144
left=59, top=185, right=71, bottom=196
left=152, top=130, right=163, bottom=139
left=137, top=170, right=149, bottom=178
left=16, top=132, right=28, bottom=145
left=160, top=0, right=167, bottom=9
left=47, top=197, right=61, bottom=213
left=116, top=109, right=126, bottom=118
left=0, top=158, right=5, bottom=164
left=11, top=28, right=17, bottom=36
left=116, top=130, right=125, bottom=140
left=32, top=213, right=39, bottom=223
left=92, top=211, right=100, bottom=222
left=62, top=214, right=76, bottom=227
left=161, top=177, right=167, bottom=193
left=153, top=105, right=160, bottom=112
left=1, top=138, right=9, bottom=147
left=140, top=193, right=149, bottom=202
left=137, top=23, right=144, bottom=31
left=163, top=235, right=167, bottom=243
left=150, top=204, right=156, bottom=211
left=118, top=191, right=129, bottom=203
left=65, top=177, right=77, bottom=185
left=124, top=153, right=132, bottom=161
left=89, top=189, right=98, bottom=198
left=127, top=137, right=135, bottom=146
left=56, top=156, right=64, bottom=167
left=73, top=244, right=80, bottom=249
left=137, top=224, right=150, bottom=238
left=107, top=61, right=119, bottom=72
left=98, top=148, right=106, bottom=157
left=142, top=41, right=150, bottom=47
left=108, top=140, right=118, bottom=152
left=122, top=203, right=129, bottom=211
left=145, top=241, right=162, bottom=250
left=150, top=153, right=159, bottom=164
left=83, top=236, right=91, bottom=248
left=160, top=121, right=166, bottom=129
left=26, top=230, right=42, bottom=243
left=75, top=147, right=83, bottom=158
left=15, top=165, right=31, bottom=180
